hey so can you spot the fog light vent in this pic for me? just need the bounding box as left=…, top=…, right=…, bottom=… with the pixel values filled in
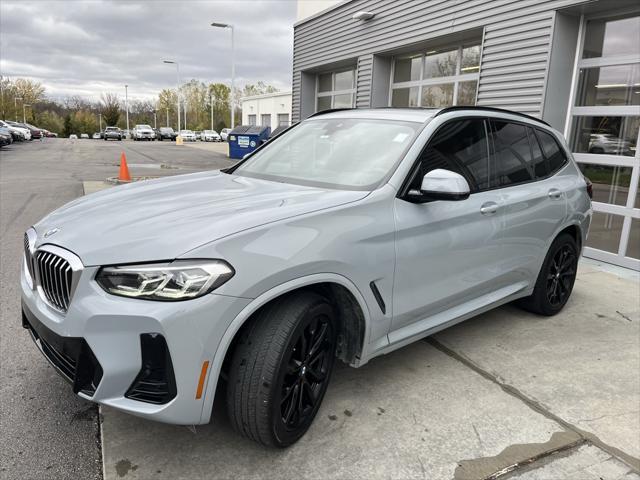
left=125, top=333, right=177, bottom=405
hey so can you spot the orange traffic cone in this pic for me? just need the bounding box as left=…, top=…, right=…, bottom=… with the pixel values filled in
left=118, top=152, right=131, bottom=182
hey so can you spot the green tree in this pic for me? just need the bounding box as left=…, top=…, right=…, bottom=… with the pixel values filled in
left=63, top=114, right=72, bottom=137
left=37, top=110, right=64, bottom=134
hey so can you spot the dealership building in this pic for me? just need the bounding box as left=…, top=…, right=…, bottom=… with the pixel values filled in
left=293, top=0, right=640, bottom=270
left=241, top=91, right=292, bottom=128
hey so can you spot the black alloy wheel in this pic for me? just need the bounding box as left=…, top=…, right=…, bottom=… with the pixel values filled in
left=226, top=292, right=337, bottom=447
left=546, top=244, right=577, bottom=307
left=277, top=314, right=334, bottom=433
left=517, top=233, right=579, bottom=316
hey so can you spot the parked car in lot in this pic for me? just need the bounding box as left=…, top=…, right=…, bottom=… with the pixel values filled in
left=0, top=126, right=13, bottom=146
left=92, top=132, right=101, bottom=139
left=220, top=128, right=232, bottom=141
left=5, top=121, right=32, bottom=140
left=201, top=130, right=221, bottom=142
left=80, top=133, right=89, bottom=139
left=132, top=124, right=155, bottom=141
left=20, top=107, right=591, bottom=447
left=69, top=134, right=78, bottom=139
left=194, top=131, right=202, bottom=141
left=0, top=120, right=26, bottom=141
left=157, top=127, right=177, bottom=141
left=178, top=129, right=196, bottom=141
left=19, top=122, right=43, bottom=139
left=104, top=126, right=123, bottom=141
left=588, top=133, right=634, bottom=156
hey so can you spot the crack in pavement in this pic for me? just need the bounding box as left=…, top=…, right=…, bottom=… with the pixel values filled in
left=425, top=337, right=640, bottom=476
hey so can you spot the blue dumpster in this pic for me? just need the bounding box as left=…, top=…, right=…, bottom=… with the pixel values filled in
left=228, top=125, right=271, bottom=159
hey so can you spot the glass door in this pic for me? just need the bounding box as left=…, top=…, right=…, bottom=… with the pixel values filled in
left=566, top=12, right=640, bottom=270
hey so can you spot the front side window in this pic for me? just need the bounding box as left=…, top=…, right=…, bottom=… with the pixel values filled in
left=234, top=118, right=420, bottom=190
left=411, top=118, right=490, bottom=191
left=316, top=68, right=356, bottom=112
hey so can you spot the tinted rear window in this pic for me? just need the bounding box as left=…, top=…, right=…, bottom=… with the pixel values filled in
left=536, top=129, right=567, bottom=173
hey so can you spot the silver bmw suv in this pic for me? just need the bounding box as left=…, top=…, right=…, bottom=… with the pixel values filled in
left=22, top=107, right=592, bottom=447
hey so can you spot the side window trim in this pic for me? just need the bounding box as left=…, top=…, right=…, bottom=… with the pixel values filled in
left=398, top=116, right=490, bottom=198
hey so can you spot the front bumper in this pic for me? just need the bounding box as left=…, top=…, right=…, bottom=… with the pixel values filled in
left=21, top=257, right=251, bottom=424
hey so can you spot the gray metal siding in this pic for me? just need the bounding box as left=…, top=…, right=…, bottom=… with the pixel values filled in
left=293, top=0, right=589, bottom=121
left=356, top=55, right=373, bottom=107
left=477, top=12, right=555, bottom=115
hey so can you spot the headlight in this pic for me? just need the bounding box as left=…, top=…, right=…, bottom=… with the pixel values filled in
left=96, top=260, right=234, bottom=301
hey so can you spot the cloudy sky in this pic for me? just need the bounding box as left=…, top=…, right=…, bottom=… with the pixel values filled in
left=1, top=0, right=297, bottom=102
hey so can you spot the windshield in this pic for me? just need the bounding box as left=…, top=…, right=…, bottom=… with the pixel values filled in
left=137, top=125, right=152, bottom=129
left=234, top=118, right=420, bottom=190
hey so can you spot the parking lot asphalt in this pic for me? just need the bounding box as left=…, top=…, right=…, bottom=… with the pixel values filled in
left=0, top=139, right=232, bottom=480
left=1, top=139, right=639, bottom=480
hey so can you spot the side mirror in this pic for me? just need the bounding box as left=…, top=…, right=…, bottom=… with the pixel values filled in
left=407, top=169, right=470, bottom=203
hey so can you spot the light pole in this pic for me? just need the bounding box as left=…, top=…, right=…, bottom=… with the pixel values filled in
left=153, top=109, right=157, bottom=129
left=98, top=113, right=102, bottom=131
left=211, top=22, right=235, bottom=128
left=14, top=97, right=22, bottom=123
left=124, top=84, right=130, bottom=137
left=210, top=93, right=214, bottom=130
left=166, top=107, right=169, bottom=127
left=23, top=103, right=31, bottom=124
left=163, top=60, right=181, bottom=132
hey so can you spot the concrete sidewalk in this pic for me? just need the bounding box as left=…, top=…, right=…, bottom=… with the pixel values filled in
left=100, top=261, right=639, bottom=480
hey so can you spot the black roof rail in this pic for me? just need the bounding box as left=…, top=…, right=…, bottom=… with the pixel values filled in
left=434, top=106, right=550, bottom=127
left=308, top=108, right=354, bottom=118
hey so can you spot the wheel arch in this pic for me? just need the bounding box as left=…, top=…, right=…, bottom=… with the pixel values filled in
left=198, top=273, right=371, bottom=423
left=556, top=222, right=583, bottom=251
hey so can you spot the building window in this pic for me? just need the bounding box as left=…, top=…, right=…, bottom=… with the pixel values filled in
left=567, top=12, right=640, bottom=270
left=260, top=114, right=271, bottom=127
left=390, top=42, right=481, bottom=108
left=248, top=114, right=256, bottom=125
left=277, top=113, right=290, bottom=126
left=316, top=68, right=356, bottom=111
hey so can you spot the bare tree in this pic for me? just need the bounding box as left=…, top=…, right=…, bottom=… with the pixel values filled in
left=101, top=93, right=120, bottom=126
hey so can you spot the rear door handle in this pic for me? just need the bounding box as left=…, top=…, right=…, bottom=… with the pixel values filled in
left=480, top=202, right=499, bottom=215
left=548, top=188, right=563, bottom=199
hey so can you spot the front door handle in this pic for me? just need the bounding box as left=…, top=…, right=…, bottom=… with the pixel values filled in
left=480, top=202, right=499, bottom=215
left=548, top=188, right=563, bottom=199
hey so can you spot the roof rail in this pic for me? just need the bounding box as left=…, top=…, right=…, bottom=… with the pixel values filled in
left=434, top=106, right=550, bottom=127
left=308, top=108, right=354, bottom=118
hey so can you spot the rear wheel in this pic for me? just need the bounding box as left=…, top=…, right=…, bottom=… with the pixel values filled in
left=226, top=292, right=336, bottom=447
left=517, top=233, right=578, bottom=315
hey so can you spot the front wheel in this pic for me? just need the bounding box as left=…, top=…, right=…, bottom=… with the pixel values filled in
left=517, top=233, right=578, bottom=316
left=226, top=292, right=336, bottom=447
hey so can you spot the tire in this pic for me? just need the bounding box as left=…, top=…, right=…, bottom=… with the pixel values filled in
left=226, top=291, right=337, bottom=447
left=517, top=233, right=578, bottom=316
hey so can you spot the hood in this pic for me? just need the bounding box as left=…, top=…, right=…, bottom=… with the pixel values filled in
left=34, top=171, right=368, bottom=266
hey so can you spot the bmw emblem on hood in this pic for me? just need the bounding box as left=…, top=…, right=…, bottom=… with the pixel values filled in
left=43, top=228, right=60, bottom=238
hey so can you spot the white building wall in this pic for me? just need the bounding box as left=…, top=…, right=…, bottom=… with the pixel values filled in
left=241, top=92, right=292, bottom=128
left=296, top=0, right=342, bottom=22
